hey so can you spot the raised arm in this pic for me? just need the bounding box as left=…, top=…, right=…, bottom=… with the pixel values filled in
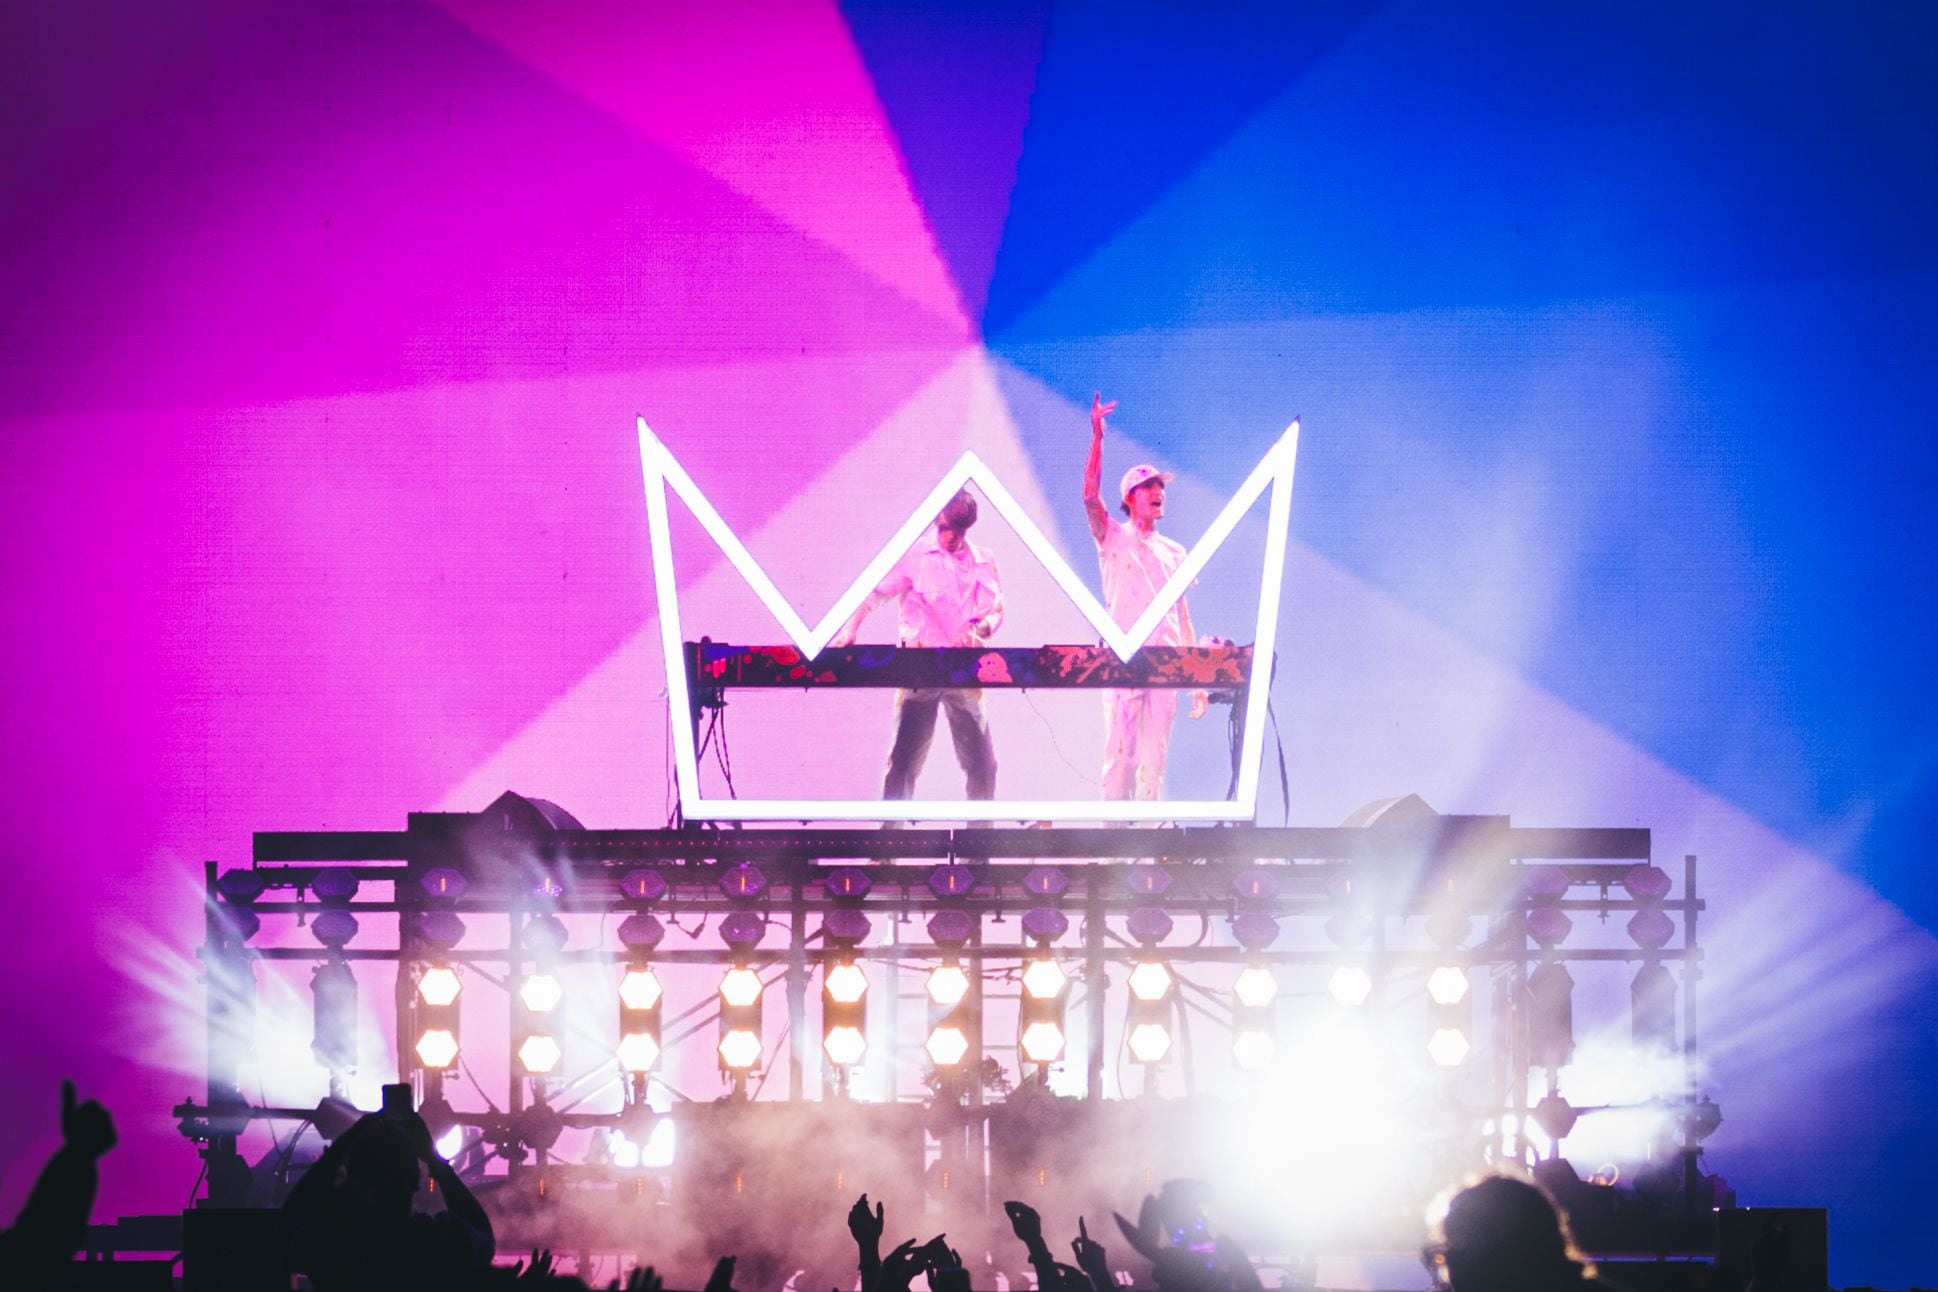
left=1071, top=1217, right=1115, bottom=1292
left=0, top=1082, right=116, bottom=1278
left=416, top=1131, right=493, bottom=1264
left=1084, top=393, right=1116, bottom=545
left=1003, top=1201, right=1061, bottom=1292
left=847, top=1193, right=884, bottom=1292
left=282, top=1110, right=365, bottom=1223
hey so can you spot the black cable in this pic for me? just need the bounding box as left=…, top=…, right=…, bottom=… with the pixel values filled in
left=1021, top=690, right=1101, bottom=788
left=1227, top=648, right=1291, bottom=823
left=1268, top=696, right=1290, bottom=827
left=716, top=700, right=738, bottom=797
left=664, top=710, right=678, bottom=827
left=184, top=1158, right=209, bottom=1207
left=749, top=1018, right=791, bottom=1099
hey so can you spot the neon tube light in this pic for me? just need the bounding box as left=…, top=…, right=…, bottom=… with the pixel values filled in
left=637, top=414, right=1300, bottom=823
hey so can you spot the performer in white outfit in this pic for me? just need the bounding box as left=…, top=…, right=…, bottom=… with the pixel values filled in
left=1083, top=394, right=1208, bottom=800
left=832, top=490, right=1004, bottom=800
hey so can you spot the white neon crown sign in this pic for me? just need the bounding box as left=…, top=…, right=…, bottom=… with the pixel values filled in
left=638, top=414, right=1300, bottom=823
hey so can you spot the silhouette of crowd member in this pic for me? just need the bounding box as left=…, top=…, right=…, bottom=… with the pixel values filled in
left=0, top=1081, right=117, bottom=1281
left=283, top=1106, right=493, bottom=1290
left=1428, top=1174, right=1605, bottom=1292
left=1111, top=1186, right=1262, bottom=1292
left=846, top=1194, right=953, bottom=1292
left=1004, top=1200, right=1108, bottom=1292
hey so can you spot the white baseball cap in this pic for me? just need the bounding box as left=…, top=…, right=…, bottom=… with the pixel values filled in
left=1119, top=464, right=1174, bottom=502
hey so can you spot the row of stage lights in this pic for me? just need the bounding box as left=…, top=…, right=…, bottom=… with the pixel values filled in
left=398, top=954, right=1494, bottom=1084
left=257, top=858, right=1683, bottom=1092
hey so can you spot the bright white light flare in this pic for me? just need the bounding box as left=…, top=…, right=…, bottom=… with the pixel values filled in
left=1427, top=966, right=1470, bottom=1006
left=1233, top=966, right=1279, bottom=1009
left=619, top=968, right=663, bottom=1011
left=1022, top=957, right=1067, bottom=1000
left=517, top=1034, right=562, bottom=1074
left=1128, top=962, right=1174, bottom=1002
left=519, top=973, right=563, bottom=1014
left=418, top=967, right=461, bottom=1008
left=1128, top=1022, right=1173, bottom=1063
left=415, top=1028, right=459, bottom=1070
left=825, top=962, right=869, bottom=1004
left=927, top=964, right=971, bottom=1006
left=824, top=1025, right=867, bottom=1067
left=718, top=1028, right=762, bottom=1070
left=1020, top=1020, right=1066, bottom=1063
left=926, top=1025, right=969, bottom=1067
left=1232, top=1030, right=1276, bottom=1071
left=1328, top=966, right=1373, bottom=1007
left=1427, top=1027, right=1471, bottom=1067
left=720, top=967, right=763, bottom=1009
left=617, top=1032, right=661, bottom=1073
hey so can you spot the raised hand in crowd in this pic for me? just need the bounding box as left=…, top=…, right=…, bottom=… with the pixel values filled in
left=879, top=1238, right=925, bottom=1292
left=848, top=1193, right=885, bottom=1292
left=923, top=1235, right=969, bottom=1292
left=1007, top=1199, right=1097, bottom=1292
left=1004, top=1199, right=1056, bottom=1278
left=283, top=1105, right=495, bottom=1291
left=704, top=1254, right=739, bottom=1292
left=1072, top=1216, right=1116, bottom=1292
left=1113, top=1185, right=1257, bottom=1292
left=0, top=1080, right=118, bottom=1281
left=618, top=1265, right=664, bottom=1292
left=61, top=1078, right=118, bottom=1160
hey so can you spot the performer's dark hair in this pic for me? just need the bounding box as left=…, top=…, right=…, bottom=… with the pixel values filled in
left=940, top=489, right=978, bottom=533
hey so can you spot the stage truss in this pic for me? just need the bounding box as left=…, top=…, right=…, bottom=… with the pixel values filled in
left=177, top=793, right=1719, bottom=1267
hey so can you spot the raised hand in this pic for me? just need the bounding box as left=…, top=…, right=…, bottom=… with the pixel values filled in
left=1003, top=1199, right=1046, bottom=1251
left=914, top=1234, right=957, bottom=1270
left=1091, top=392, right=1118, bottom=435
left=622, top=1266, right=664, bottom=1292
left=399, top=1110, right=439, bottom=1164
left=1072, top=1216, right=1111, bottom=1290
left=1111, top=1195, right=1164, bottom=1263
left=848, top=1193, right=885, bottom=1246
left=705, top=1256, right=738, bottom=1292
left=60, top=1080, right=116, bottom=1159
left=516, top=1250, right=556, bottom=1284
left=879, top=1239, right=924, bottom=1292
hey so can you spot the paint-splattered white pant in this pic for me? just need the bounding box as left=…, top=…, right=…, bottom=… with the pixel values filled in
left=1101, top=688, right=1178, bottom=800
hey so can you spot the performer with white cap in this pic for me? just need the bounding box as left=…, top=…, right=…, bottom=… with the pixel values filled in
left=1083, top=393, right=1208, bottom=800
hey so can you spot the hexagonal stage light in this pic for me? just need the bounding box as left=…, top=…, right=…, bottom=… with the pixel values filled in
left=1231, top=965, right=1278, bottom=1071
left=413, top=966, right=462, bottom=1071
left=1018, top=953, right=1069, bottom=1066
left=718, top=967, right=764, bottom=1073
left=517, top=1033, right=563, bottom=1075
left=1328, top=965, right=1373, bottom=1008
left=822, top=960, right=869, bottom=1067
left=618, top=966, right=664, bottom=1075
